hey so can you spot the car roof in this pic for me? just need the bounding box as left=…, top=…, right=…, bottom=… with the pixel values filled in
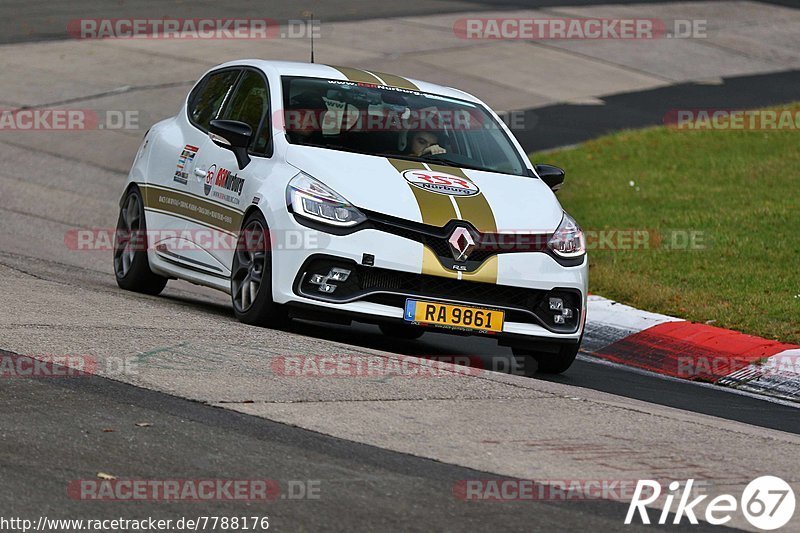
left=211, top=59, right=483, bottom=105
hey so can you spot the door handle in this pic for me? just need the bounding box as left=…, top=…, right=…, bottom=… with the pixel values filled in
left=194, top=167, right=207, bottom=178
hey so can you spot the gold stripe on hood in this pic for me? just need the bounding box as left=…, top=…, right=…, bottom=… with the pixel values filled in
left=462, top=255, right=498, bottom=283
left=387, top=159, right=499, bottom=283
left=388, top=158, right=458, bottom=279
left=425, top=163, right=498, bottom=234
left=387, top=158, right=457, bottom=227
left=454, top=194, right=497, bottom=234
left=420, top=164, right=498, bottom=283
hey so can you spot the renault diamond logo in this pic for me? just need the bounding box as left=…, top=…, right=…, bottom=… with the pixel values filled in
left=448, top=227, right=476, bottom=262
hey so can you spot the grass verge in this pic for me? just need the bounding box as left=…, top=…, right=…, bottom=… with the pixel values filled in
left=531, top=103, right=800, bottom=343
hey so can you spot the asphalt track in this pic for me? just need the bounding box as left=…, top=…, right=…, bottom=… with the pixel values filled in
left=1, top=0, right=800, bottom=531
left=3, top=0, right=796, bottom=44
left=290, top=320, right=800, bottom=434
left=0, top=352, right=730, bottom=532
left=518, top=69, right=800, bottom=152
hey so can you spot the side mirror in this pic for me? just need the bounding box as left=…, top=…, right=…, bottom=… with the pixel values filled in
left=534, top=164, right=565, bottom=192
left=209, top=119, right=252, bottom=170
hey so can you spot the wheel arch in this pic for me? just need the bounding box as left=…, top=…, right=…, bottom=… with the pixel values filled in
left=119, top=182, right=142, bottom=207
left=239, top=204, right=270, bottom=229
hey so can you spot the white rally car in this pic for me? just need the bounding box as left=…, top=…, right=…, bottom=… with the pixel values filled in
left=114, top=60, right=587, bottom=374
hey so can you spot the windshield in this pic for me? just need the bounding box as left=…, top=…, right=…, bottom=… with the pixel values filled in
left=281, top=76, right=529, bottom=177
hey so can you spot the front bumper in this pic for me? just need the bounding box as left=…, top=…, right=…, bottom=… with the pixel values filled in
left=269, top=210, right=588, bottom=343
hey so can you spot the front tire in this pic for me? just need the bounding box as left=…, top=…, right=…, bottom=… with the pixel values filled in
left=512, top=343, right=579, bottom=376
left=230, top=212, right=287, bottom=327
left=113, top=186, right=168, bottom=295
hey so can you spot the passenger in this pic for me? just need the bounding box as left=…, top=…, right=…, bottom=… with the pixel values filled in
left=286, top=92, right=326, bottom=146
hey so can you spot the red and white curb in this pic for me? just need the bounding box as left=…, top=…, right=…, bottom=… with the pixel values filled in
left=583, top=296, right=800, bottom=402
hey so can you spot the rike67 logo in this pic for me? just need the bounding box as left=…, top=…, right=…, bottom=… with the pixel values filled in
left=626, top=476, right=795, bottom=530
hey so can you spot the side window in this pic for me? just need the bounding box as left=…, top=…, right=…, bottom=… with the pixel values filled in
left=188, top=70, right=240, bottom=132
left=223, top=70, right=272, bottom=156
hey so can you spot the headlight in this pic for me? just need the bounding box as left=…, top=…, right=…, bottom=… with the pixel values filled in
left=287, top=173, right=366, bottom=227
left=548, top=212, right=585, bottom=258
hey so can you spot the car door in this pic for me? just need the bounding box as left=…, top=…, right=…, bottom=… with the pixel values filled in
left=145, top=67, right=242, bottom=275
left=189, top=67, right=274, bottom=274
left=180, top=67, right=242, bottom=188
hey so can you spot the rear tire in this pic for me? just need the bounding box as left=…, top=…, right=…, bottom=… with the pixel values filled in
left=113, top=186, right=168, bottom=295
left=512, top=343, right=579, bottom=376
left=379, top=323, right=425, bottom=340
left=230, top=211, right=288, bottom=327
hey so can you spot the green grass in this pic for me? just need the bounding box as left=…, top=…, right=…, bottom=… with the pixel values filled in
left=531, top=103, right=800, bottom=343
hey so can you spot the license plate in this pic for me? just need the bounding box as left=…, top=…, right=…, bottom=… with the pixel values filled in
left=404, top=299, right=504, bottom=333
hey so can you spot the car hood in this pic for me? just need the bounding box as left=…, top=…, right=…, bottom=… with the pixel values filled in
left=285, top=145, right=564, bottom=233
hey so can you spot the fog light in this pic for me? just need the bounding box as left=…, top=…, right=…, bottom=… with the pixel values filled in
left=554, top=314, right=566, bottom=324
left=309, top=274, right=325, bottom=285
left=327, top=268, right=350, bottom=282
left=562, top=308, right=573, bottom=319
left=549, top=298, right=564, bottom=311
left=318, top=283, right=336, bottom=293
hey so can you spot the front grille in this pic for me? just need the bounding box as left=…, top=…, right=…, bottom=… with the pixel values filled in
left=364, top=209, right=551, bottom=269
left=295, top=255, right=585, bottom=332
left=358, top=267, right=544, bottom=310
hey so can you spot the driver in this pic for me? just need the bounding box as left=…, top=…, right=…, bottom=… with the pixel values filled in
left=405, top=130, right=447, bottom=157
left=286, top=92, right=326, bottom=145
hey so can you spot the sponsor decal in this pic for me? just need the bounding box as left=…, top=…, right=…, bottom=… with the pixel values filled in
left=204, top=164, right=246, bottom=204
left=173, top=144, right=198, bottom=185
left=326, top=66, right=419, bottom=91
left=140, top=185, right=243, bottom=234
left=402, top=169, right=479, bottom=197
left=203, top=165, right=216, bottom=196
